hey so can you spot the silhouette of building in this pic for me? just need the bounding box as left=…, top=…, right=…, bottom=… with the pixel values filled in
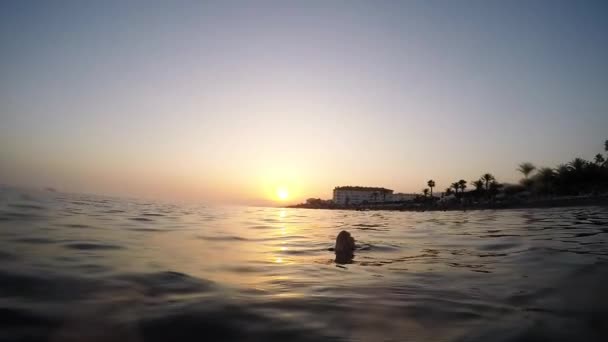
left=390, top=193, right=417, bottom=202
left=333, top=186, right=393, bottom=205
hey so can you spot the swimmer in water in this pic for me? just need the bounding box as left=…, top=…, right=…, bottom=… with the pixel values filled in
left=334, top=230, right=355, bottom=264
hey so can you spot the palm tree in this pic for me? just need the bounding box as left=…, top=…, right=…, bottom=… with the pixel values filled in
left=536, top=167, right=555, bottom=195
left=427, top=180, right=435, bottom=197
left=458, top=179, right=467, bottom=193
left=489, top=181, right=498, bottom=190
left=556, top=163, right=571, bottom=175
left=554, top=163, right=572, bottom=195
left=569, top=158, right=588, bottom=173
left=422, top=188, right=429, bottom=198
left=451, top=182, right=460, bottom=194
left=472, top=180, right=484, bottom=191
left=517, top=162, right=536, bottom=179
left=594, top=153, right=605, bottom=166
left=481, top=173, right=495, bottom=191
left=445, top=187, right=453, bottom=196
left=604, top=140, right=608, bottom=167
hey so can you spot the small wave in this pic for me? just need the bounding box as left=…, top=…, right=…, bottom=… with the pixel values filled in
left=72, top=263, right=111, bottom=274
left=352, top=226, right=387, bottom=231
left=13, top=237, right=57, bottom=244
left=64, top=242, right=123, bottom=251
left=117, top=271, right=215, bottom=296
left=8, top=203, right=45, bottom=210
left=573, top=231, right=601, bottom=238
left=225, top=265, right=261, bottom=273
left=352, top=223, right=386, bottom=228
left=130, top=217, right=154, bottom=222
left=128, top=227, right=168, bottom=232
left=590, top=220, right=607, bottom=226
left=0, top=268, right=102, bottom=300
left=249, top=225, right=274, bottom=230
left=61, top=223, right=94, bottom=229
left=356, top=249, right=440, bottom=267
left=142, top=213, right=166, bottom=217
left=0, top=211, right=45, bottom=220
left=103, top=209, right=125, bottom=214
left=477, top=242, right=521, bottom=251
left=366, top=243, right=401, bottom=252
left=69, top=201, right=90, bottom=205
left=135, top=302, right=332, bottom=342
left=198, top=235, right=249, bottom=241
left=447, top=262, right=489, bottom=272
left=280, top=248, right=321, bottom=256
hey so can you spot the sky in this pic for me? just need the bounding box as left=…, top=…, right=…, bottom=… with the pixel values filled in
left=1, top=0, right=607, bottom=205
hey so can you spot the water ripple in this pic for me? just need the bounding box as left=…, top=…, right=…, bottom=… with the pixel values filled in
left=1, top=188, right=608, bottom=341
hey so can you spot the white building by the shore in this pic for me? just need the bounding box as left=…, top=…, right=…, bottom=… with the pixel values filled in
left=333, top=186, right=394, bottom=205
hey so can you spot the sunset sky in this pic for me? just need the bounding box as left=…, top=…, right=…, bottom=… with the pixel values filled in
left=1, top=1, right=607, bottom=205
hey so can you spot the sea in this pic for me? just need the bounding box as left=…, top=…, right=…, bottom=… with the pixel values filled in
left=1, top=186, right=608, bottom=342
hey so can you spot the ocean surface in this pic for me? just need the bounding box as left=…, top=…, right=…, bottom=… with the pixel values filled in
left=1, top=187, right=608, bottom=342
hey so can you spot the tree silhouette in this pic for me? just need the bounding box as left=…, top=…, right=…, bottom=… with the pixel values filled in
left=517, top=162, right=536, bottom=179
left=422, top=188, right=429, bottom=198
left=489, top=181, right=502, bottom=198
left=535, top=167, right=555, bottom=195
left=569, top=158, right=588, bottom=173
left=451, top=182, right=460, bottom=194
left=556, top=163, right=571, bottom=175
left=481, top=173, right=495, bottom=191
left=427, top=180, right=435, bottom=197
left=472, top=180, right=484, bottom=192
left=458, top=179, right=467, bottom=193
left=594, top=153, right=605, bottom=166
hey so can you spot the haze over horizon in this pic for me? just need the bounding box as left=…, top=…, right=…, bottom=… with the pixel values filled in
left=2, top=1, right=607, bottom=205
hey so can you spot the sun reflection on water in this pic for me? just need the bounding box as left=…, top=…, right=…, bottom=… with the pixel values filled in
left=275, top=210, right=291, bottom=264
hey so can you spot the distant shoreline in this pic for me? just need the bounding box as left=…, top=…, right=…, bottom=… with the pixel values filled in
left=287, top=195, right=608, bottom=212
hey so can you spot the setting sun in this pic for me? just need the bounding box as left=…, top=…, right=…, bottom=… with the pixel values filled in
left=276, top=188, right=289, bottom=201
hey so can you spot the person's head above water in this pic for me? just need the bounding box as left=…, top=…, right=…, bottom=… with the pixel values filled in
left=335, top=230, right=355, bottom=254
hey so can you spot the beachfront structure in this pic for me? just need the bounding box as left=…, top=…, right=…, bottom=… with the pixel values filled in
left=390, top=193, right=417, bottom=202
left=333, top=186, right=394, bottom=205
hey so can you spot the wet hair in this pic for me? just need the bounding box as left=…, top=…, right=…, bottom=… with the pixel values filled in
left=335, top=230, right=355, bottom=253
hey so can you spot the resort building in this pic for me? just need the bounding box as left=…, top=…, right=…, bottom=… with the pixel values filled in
left=333, top=186, right=394, bottom=205
left=390, top=193, right=417, bottom=202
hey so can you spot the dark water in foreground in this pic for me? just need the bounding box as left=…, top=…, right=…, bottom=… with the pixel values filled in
left=1, top=188, right=608, bottom=342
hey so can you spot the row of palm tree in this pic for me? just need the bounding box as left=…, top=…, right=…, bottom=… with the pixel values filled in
left=514, top=140, right=608, bottom=196
left=447, top=180, right=467, bottom=195
left=423, top=139, right=607, bottom=200
left=425, top=173, right=498, bottom=198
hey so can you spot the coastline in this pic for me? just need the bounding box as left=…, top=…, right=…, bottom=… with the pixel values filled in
left=287, top=194, right=608, bottom=212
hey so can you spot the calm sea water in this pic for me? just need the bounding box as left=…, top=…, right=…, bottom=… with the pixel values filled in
left=1, top=187, right=608, bottom=342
